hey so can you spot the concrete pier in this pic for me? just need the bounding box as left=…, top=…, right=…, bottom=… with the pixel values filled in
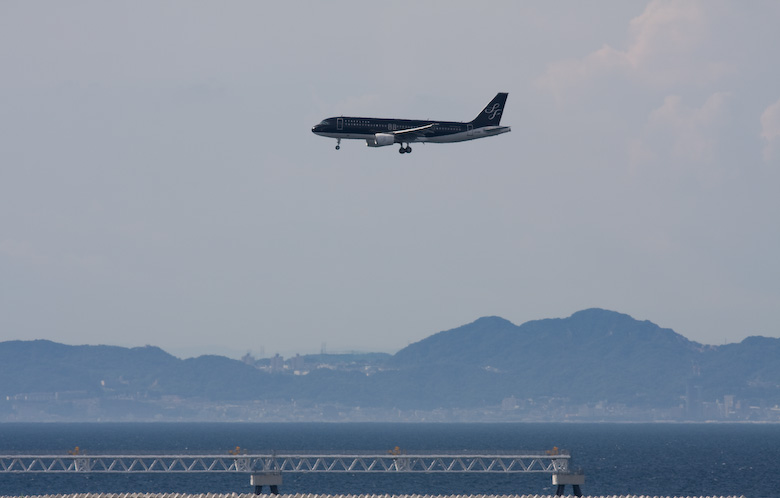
left=552, top=472, right=585, bottom=497
left=252, top=471, right=283, bottom=495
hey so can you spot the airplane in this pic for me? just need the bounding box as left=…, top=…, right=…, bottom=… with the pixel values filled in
left=311, top=93, right=510, bottom=154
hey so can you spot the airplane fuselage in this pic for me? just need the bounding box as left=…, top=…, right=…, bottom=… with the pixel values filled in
left=312, top=93, right=510, bottom=153
left=312, top=117, right=510, bottom=143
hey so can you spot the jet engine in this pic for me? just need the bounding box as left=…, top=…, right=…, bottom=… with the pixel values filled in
left=366, top=133, right=396, bottom=147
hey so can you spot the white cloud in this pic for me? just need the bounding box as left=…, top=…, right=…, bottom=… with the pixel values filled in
left=760, top=98, right=780, bottom=162
left=537, top=0, right=727, bottom=100
left=650, top=92, right=729, bottom=161
left=631, top=92, right=730, bottom=181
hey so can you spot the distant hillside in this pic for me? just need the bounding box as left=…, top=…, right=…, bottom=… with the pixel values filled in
left=2, top=309, right=779, bottom=421
left=389, top=309, right=705, bottom=405
left=0, top=340, right=179, bottom=395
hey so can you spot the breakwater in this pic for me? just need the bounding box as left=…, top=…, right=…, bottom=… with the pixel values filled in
left=0, top=494, right=748, bottom=498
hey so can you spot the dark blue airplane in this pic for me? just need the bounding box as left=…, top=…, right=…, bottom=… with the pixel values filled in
left=312, top=93, right=510, bottom=154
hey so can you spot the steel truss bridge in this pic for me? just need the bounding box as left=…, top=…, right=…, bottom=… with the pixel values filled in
left=0, top=452, right=571, bottom=474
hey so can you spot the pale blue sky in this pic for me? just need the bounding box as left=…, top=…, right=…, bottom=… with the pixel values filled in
left=1, top=1, right=779, bottom=358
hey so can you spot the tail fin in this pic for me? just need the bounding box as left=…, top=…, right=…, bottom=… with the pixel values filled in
left=470, top=93, right=508, bottom=127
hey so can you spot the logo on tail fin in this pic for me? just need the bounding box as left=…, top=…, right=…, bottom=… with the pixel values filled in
left=471, top=93, right=508, bottom=127
left=484, top=103, right=502, bottom=120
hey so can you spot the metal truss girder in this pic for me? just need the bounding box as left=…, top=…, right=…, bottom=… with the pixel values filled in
left=0, top=453, right=570, bottom=474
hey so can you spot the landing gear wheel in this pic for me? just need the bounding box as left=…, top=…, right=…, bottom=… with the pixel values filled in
left=399, top=146, right=406, bottom=154
left=335, top=139, right=341, bottom=150
left=406, top=146, right=412, bottom=153
left=335, top=145, right=340, bottom=150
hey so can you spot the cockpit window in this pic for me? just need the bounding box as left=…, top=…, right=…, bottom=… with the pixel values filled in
left=318, top=120, right=330, bottom=127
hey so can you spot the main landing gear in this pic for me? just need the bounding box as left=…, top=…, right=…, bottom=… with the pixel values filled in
left=398, top=144, right=412, bottom=154
left=335, top=138, right=341, bottom=150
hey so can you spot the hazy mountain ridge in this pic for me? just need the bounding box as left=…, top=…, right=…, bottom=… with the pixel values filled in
left=392, top=309, right=702, bottom=371
left=386, top=309, right=711, bottom=407
left=2, top=309, right=779, bottom=421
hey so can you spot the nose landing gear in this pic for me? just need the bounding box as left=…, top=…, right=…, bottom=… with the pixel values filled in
left=335, top=139, right=341, bottom=150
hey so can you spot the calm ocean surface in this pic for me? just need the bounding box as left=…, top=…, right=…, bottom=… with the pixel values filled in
left=1, top=423, right=778, bottom=497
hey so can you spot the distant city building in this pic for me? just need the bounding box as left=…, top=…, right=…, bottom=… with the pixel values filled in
left=501, top=396, right=519, bottom=411
left=723, top=394, right=735, bottom=418
left=271, top=354, right=284, bottom=372
left=291, top=354, right=305, bottom=373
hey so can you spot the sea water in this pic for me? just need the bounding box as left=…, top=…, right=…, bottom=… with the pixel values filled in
left=0, top=423, right=778, bottom=497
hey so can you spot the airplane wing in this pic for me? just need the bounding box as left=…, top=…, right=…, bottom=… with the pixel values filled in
left=391, top=123, right=435, bottom=137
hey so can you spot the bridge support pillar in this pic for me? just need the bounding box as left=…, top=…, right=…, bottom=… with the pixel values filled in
left=552, top=472, right=584, bottom=497
left=251, top=472, right=282, bottom=495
